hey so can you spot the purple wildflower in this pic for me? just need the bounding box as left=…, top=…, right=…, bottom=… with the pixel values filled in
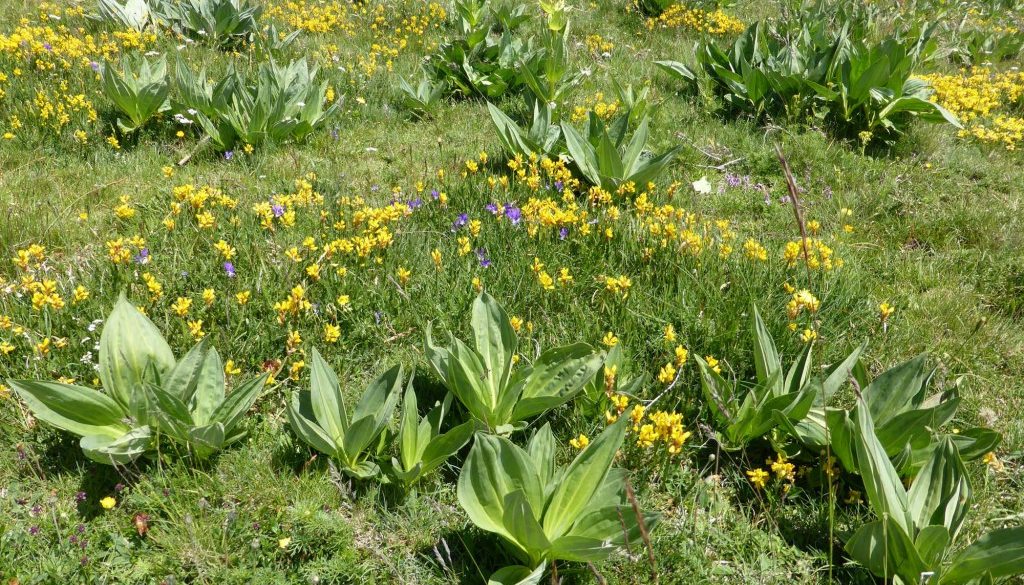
left=485, top=203, right=498, bottom=214
left=476, top=248, right=491, bottom=268
left=407, top=197, right=423, bottom=210
left=75, top=491, right=87, bottom=503
left=271, top=203, right=285, bottom=218
left=43, top=42, right=52, bottom=51
left=115, top=483, right=125, bottom=493
left=134, top=248, right=150, bottom=264
left=554, top=180, right=564, bottom=192
left=90, top=61, right=99, bottom=72
left=451, top=213, right=468, bottom=231
left=505, top=206, right=522, bottom=225
left=725, top=173, right=742, bottom=187
left=29, top=526, right=40, bottom=536
left=224, top=151, right=234, bottom=161
left=559, top=227, right=569, bottom=240
left=223, top=262, right=236, bottom=278
left=430, top=189, right=440, bottom=200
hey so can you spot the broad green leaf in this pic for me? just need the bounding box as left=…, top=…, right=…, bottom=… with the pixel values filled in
left=526, top=423, right=556, bottom=487
left=472, top=292, right=517, bottom=406
left=561, top=123, right=601, bottom=187
left=654, top=60, right=698, bottom=82
left=10, top=380, right=128, bottom=438
left=309, top=347, right=346, bottom=441
left=547, top=535, right=616, bottom=562
left=821, top=342, right=865, bottom=402
left=750, top=305, right=782, bottom=393
left=351, top=364, right=402, bottom=431
left=863, top=354, right=930, bottom=427
left=943, top=528, right=1024, bottom=584
left=513, top=343, right=603, bottom=421
left=844, top=517, right=927, bottom=583
left=209, top=372, right=268, bottom=434
left=419, top=420, right=475, bottom=476
left=399, top=380, right=421, bottom=472
left=458, top=433, right=543, bottom=542
left=162, top=338, right=210, bottom=401
left=852, top=400, right=912, bottom=535
left=99, top=294, right=175, bottom=409
left=191, top=346, right=224, bottom=426
left=447, top=337, right=497, bottom=425
left=543, top=413, right=628, bottom=540
left=569, top=504, right=660, bottom=547
left=80, top=426, right=153, bottom=465
left=914, top=525, right=950, bottom=569
left=188, top=423, right=226, bottom=458
left=487, top=563, right=546, bottom=585
left=287, top=394, right=338, bottom=458
left=502, top=490, right=551, bottom=557
left=907, top=437, right=970, bottom=537
left=342, top=416, right=378, bottom=463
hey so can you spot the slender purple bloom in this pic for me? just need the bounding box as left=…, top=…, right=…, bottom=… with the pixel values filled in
left=223, top=262, right=236, bottom=278
left=271, top=203, right=285, bottom=217
left=554, top=180, right=564, bottom=192
left=485, top=203, right=498, bottom=214
left=134, top=248, right=150, bottom=264
left=559, top=227, right=569, bottom=240
left=451, top=213, right=468, bottom=231
left=430, top=189, right=440, bottom=200
left=476, top=248, right=491, bottom=268
left=407, top=197, right=423, bottom=210
left=224, top=151, right=234, bottom=160
left=505, top=206, right=522, bottom=225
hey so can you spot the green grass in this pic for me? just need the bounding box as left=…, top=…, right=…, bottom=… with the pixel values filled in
left=2, top=0, right=1023, bottom=582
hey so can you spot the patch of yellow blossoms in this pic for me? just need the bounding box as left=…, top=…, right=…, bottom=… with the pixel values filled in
left=645, top=5, right=745, bottom=35
left=918, top=68, right=1024, bottom=150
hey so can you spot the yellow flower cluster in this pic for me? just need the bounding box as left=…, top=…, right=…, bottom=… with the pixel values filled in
left=634, top=409, right=692, bottom=454
left=571, top=92, right=621, bottom=122
left=268, top=1, right=446, bottom=77
left=748, top=453, right=796, bottom=489
left=0, top=21, right=154, bottom=72
left=919, top=68, right=1024, bottom=150
left=585, top=34, right=614, bottom=55
left=782, top=237, right=842, bottom=270
left=646, top=5, right=745, bottom=35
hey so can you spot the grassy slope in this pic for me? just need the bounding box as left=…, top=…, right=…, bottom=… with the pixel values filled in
left=1, top=0, right=1022, bottom=583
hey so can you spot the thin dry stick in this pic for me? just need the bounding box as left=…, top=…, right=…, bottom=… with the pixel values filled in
left=550, top=559, right=559, bottom=585
left=625, top=479, right=658, bottom=584
left=587, top=562, right=609, bottom=585
left=774, top=144, right=811, bottom=277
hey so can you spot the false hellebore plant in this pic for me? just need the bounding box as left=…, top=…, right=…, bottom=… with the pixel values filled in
left=458, top=415, right=659, bottom=584
left=843, top=399, right=1024, bottom=584
left=425, top=292, right=604, bottom=433
left=9, top=295, right=267, bottom=464
left=286, top=348, right=401, bottom=479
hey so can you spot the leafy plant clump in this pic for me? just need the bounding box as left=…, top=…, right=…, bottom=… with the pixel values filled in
left=174, top=58, right=339, bottom=150
left=8, top=295, right=268, bottom=464
left=425, top=292, right=604, bottom=433
left=458, top=415, right=659, bottom=582
left=658, top=19, right=962, bottom=142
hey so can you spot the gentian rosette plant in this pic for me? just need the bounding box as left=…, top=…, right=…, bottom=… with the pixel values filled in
left=458, top=415, right=659, bottom=583
left=8, top=294, right=268, bottom=464
left=425, top=292, right=604, bottom=433
left=286, top=348, right=402, bottom=479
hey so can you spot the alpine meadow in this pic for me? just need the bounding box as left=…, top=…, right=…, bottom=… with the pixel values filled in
left=2, top=0, right=1024, bottom=583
